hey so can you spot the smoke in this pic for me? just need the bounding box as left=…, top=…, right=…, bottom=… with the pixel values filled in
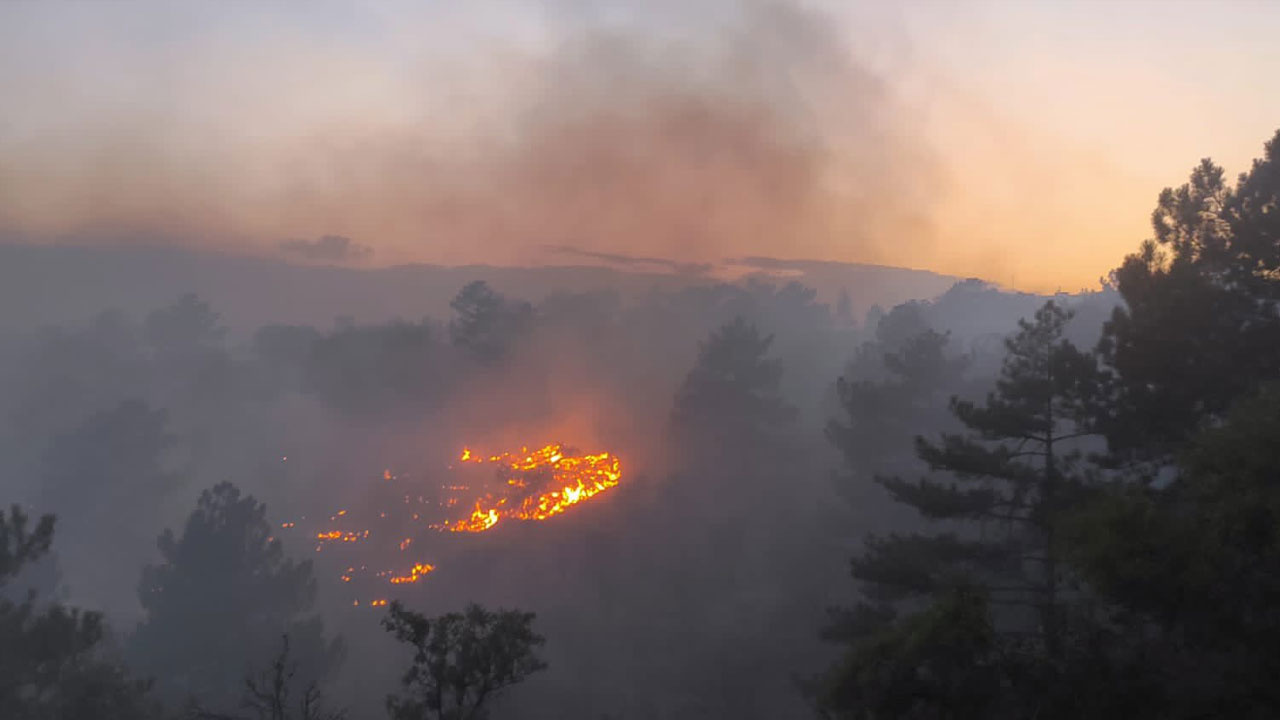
left=0, top=1, right=939, bottom=269
left=279, top=235, right=374, bottom=264
left=544, top=245, right=713, bottom=276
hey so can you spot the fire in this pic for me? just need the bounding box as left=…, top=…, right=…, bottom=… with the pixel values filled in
left=316, top=530, right=366, bottom=543
left=290, top=441, right=622, bottom=605
left=451, top=502, right=500, bottom=532
left=436, top=444, right=622, bottom=533
left=388, top=562, right=436, bottom=584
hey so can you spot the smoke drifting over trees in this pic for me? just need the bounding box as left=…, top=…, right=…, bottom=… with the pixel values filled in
left=0, top=2, right=936, bottom=273
left=3, top=0, right=1280, bottom=716
left=0, top=236, right=1108, bottom=717
left=5, top=128, right=1280, bottom=717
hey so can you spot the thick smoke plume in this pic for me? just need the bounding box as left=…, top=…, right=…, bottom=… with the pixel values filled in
left=0, top=1, right=938, bottom=269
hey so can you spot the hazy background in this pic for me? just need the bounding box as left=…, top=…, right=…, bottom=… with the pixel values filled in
left=3, top=0, right=1279, bottom=291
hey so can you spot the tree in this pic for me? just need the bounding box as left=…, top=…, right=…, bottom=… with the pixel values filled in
left=144, top=293, right=237, bottom=406
left=815, top=584, right=1002, bottom=720
left=382, top=601, right=546, bottom=720
left=145, top=293, right=227, bottom=361
left=664, top=314, right=799, bottom=587
left=130, top=483, right=343, bottom=710
left=820, top=301, right=1104, bottom=718
left=250, top=324, right=322, bottom=395
left=448, top=281, right=532, bottom=363
left=1068, top=382, right=1280, bottom=718
left=829, top=323, right=968, bottom=496
left=39, top=399, right=174, bottom=617
left=669, top=316, right=796, bottom=464
left=660, top=316, right=813, bottom=717
left=0, top=506, right=156, bottom=720
left=1099, top=130, right=1280, bottom=464
left=4, top=310, right=148, bottom=496
left=835, top=289, right=854, bottom=326
left=302, top=320, right=444, bottom=417
left=188, top=635, right=345, bottom=720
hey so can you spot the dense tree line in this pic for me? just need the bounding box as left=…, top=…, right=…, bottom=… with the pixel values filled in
left=818, top=128, right=1280, bottom=718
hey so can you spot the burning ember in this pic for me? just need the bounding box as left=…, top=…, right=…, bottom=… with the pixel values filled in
left=281, top=443, right=623, bottom=606
left=436, top=444, right=623, bottom=533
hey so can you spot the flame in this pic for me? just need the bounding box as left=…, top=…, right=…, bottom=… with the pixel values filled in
left=388, top=562, right=435, bottom=584
left=305, top=441, right=621, bottom=604
left=436, top=444, right=622, bottom=533
left=316, top=530, right=366, bottom=543
left=451, top=502, right=500, bottom=532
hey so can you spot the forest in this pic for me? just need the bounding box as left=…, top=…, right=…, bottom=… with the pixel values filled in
left=4, top=128, right=1280, bottom=719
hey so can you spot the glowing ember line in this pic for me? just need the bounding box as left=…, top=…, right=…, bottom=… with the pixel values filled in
left=438, top=444, right=622, bottom=533
left=388, top=562, right=436, bottom=584
left=309, top=441, right=620, bottom=604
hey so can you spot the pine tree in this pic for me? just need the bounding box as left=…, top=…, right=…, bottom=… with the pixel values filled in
left=129, top=483, right=343, bottom=710
left=669, top=316, right=796, bottom=466
left=1069, top=382, right=1280, bottom=718
left=0, top=507, right=156, bottom=720
left=819, top=301, right=1103, bottom=718
left=448, top=281, right=532, bottom=363
left=828, top=324, right=968, bottom=496
left=1099, top=130, right=1280, bottom=463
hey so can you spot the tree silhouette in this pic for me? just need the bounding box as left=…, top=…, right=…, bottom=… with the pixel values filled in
left=39, top=399, right=174, bottom=617
left=816, top=584, right=1002, bottom=720
left=1069, top=383, right=1280, bottom=718
left=0, top=506, right=155, bottom=720
left=144, top=293, right=227, bottom=360
left=658, top=316, right=810, bottom=718
left=1099, top=130, right=1280, bottom=464
left=820, top=301, right=1104, bottom=718
left=669, top=316, right=796, bottom=462
left=829, top=324, right=968, bottom=498
left=382, top=601, right=546, bottom=720
left=188, top=635, right=345, bottom=720
left=302, top=319, right=443, bottom=417
left=130, top=483, right=342, bottom=711
left=448, top=281, right=532, bottom=363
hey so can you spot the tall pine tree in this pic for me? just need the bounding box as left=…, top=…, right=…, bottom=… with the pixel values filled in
left=819, top=301, right=1103, bottom=719
left=1099, top=130, right=1280, bottom=464
left=129, top=483, right=343, bottom=711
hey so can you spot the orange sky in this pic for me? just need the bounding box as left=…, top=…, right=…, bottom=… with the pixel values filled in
left=1, top=0, right=1278, bottom=292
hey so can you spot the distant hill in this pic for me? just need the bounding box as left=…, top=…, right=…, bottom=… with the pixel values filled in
left=0, top=244, right=961, bottom=333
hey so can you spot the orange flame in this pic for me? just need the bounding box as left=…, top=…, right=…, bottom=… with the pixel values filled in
left=437, top=444, right=622, bottom=533
left=309, top=441, right=621, bottom=604
left=388, top=562, right=436, bottom=584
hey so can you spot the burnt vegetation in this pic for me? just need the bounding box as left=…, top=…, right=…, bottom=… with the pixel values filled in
left=3, top=129, right=1280, bottom=719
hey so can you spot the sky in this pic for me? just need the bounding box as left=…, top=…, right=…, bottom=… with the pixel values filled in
left=1, top=0, right=1277, bottom=292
